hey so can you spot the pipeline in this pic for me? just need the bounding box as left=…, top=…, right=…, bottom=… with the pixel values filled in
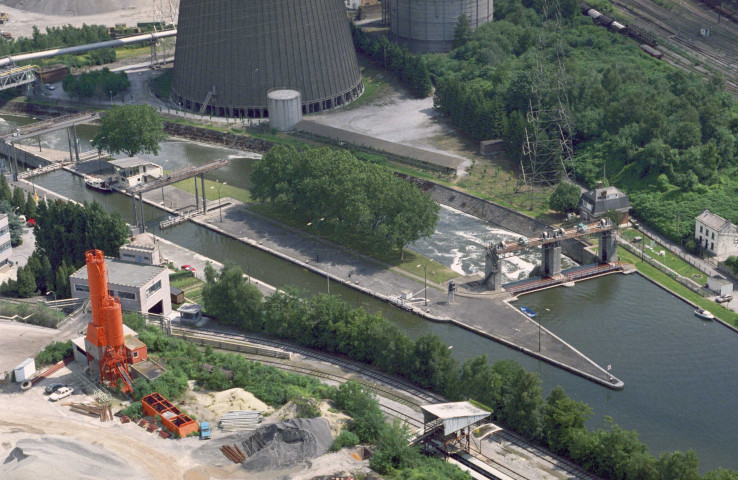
left=0, top=29, right=177, bottom=68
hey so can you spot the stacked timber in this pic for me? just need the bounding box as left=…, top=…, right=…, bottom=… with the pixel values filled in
left=219, top=410, right=262, bottom=431
left=220, top=444, right=246, bottom=463
left=63, top=402, right=113, bottom=422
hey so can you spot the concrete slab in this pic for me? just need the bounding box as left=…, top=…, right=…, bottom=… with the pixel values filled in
left=0, top=321, right=57, bottom=376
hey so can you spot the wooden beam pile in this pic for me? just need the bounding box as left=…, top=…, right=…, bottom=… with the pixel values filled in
left=220, top=444, right=246, bottom=463
left=62, top=402, right=113, bottom=422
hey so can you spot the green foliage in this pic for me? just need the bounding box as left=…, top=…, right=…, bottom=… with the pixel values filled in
left=11, top=186, right=25, bottom=213
left=350, top=25, right=432, bottom=98
left=92, top=104, right=166, bottom=157
left=35, top=340, right=73, bottom=365
left=123, top=312, right=146, bottom=332
left=201, top=262, right=263, bottom=329
left=453, top=14, right=473, bottom=49
left=16, top=267, right=37, bottom=298
left=62, top=68, right=130, bottom=99
left=251, top=146, right=439, bottom=257
left=330, top=430, right=360, bottom=452
left=369, top=421, right=421, bottom=475
left=4, top=24, right=110, bottom=58
left=429, top=0, right=738, bottom=241
left=0, top=201, right=25, bottom=247
left=0, top=175, right=11, bottom=202
left=393, top=457, right=473, bottom=480
left=543, top=385, right=592, bottom=456
left=34, top=199, right=129, bottom=273
left=333, top=381, right=386, bottom=443
left=549, top=182, right=581, bottom=213
left=294, top=397, right=321, bottom=418
left=704, top=469, right=738, bottom=480
left=725, top=256, right=738, bottom=275
left=119, top=401, right=143, bottom=420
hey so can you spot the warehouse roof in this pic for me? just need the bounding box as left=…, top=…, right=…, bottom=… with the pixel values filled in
left=421, top=402, right=491, bottom=436
left=70, top=257, right=166, bottom=288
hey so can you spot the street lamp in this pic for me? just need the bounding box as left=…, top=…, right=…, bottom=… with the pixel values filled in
left=109, top=89, right=113, bottom=105
left=306, top=217, right=324, bottom=262
left=46, top=290, right=57, bottom=301
left=210, top=180, right=226, bottom=222
left=416, top=264, right=427, bottom=306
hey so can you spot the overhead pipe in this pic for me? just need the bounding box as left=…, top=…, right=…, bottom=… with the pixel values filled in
left=0, top=29, right=177, bottom=68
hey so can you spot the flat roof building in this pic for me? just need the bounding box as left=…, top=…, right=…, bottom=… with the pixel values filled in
left=0, top=214, right=12, bottom=267
left=109, top=158, right=164, bottom=189
left=70, top=257, right=171, bottom=316
left=119, top=242, right=161, bottom=266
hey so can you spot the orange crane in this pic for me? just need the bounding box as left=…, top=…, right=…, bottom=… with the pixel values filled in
left=85, top=250, right=134, bottom=394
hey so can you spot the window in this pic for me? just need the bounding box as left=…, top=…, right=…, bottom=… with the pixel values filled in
left=0, top=226, right=8, bottom=235
left=699, top=225, right=703, bottom=233
left=146, top=280, right=162, bottom=297
left=132, top=351, right=139, bottom=358
left=711, top=232, right=715, bottom=240
left=118, top=291, right=136, bottom=300
left=711, top=242, right=714, bottom=250
left=75, top=284, right=89, bottom=292
left=0, top=241, right=10, bottom=253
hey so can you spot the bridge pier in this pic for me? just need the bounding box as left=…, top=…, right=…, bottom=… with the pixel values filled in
left=598, top=230, right=618, bottom=263
left=484, top=245, right=503, bottom=290
left=542, top=242, right=562, bottom=277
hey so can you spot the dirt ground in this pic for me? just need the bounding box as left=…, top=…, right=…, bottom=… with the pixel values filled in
left=0, top=1, right=173, bottom=38
left=0, top=321, right=57, bottom=377
left=0, top=362, right=367, bottom=480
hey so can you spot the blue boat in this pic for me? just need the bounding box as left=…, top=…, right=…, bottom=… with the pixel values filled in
left=520, top=306, right=536, bottom=318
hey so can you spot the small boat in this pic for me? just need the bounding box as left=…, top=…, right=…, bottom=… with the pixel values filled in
left=694, top=308, right=714, bottom=320
left=84, top=176, right=113, bottom=192
left=520, top=306, right=536, bottom=318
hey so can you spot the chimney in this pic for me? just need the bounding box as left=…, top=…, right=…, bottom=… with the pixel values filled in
left=596, top=181, right=604, bottom=189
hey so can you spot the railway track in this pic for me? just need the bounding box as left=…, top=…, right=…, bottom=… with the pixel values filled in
left=173, top=325, right=446, bottom=405
left=171, top=325, right=603, bottom=480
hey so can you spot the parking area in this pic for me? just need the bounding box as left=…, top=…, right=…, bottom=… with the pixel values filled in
left=0, top=321, right=57, bottom=379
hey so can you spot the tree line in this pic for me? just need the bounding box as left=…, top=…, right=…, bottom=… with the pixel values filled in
left=199, top=261, right=736, bottom=480
left=250, top=146, right=440, bottom=258
left=426, top=0, right=738, bottom=244
left=350, top=23, right=433, bottom=99
left=0, top=199, right=129, bottom=299
left=62, top=68, right=131, bottom=99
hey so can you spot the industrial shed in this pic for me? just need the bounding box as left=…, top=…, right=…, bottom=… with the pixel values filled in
left=418, top=401, right=494, bottom=456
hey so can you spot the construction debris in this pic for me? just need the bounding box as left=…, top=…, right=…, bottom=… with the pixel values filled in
left=62, top=402, right=113, bottom=422
left=219, top=410, right=262, bottom=431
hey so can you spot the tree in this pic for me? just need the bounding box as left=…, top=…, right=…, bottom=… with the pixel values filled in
left=91, top=105, right=166, bottom=157
left=543, top=385, right=592, bottom=455
left=655, top=450, right=700, bottom=480
left=369, top=420, right=420, bottom=474
left=11, top=186, right=25, bottom=213
left=201, top=263, right=263, bottom=329
left=0, top=175, right=11, bottom=202
left=452, top=14, right=472, bottom=49
left=25, top=191, right=37, bottom=219
left=16, top=267, right=37, bottom=298
left=549, top=182, right=581, bottom=214
left=502, top=368, right=544, bottom=440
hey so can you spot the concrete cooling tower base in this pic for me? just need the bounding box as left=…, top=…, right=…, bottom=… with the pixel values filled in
left=171, top=0, right=363, bottom=118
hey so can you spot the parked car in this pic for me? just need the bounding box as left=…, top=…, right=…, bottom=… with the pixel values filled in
left=26, top=218, right=36, bottom=227
left=715, top=294, right=733, bottom=304
left=45, top=383, right=65, bottom=394
left=180, top=264, right=196, bottom=272
left=45, top=83, right=55, bottom=90
left=49, top=386, right=74, bottom=401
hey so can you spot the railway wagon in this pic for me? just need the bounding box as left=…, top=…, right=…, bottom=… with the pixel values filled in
left=609, top=21, right=627, bottom=33
left=640, top=44, right=663, bottom=59
left=595, top=13, right=615, bottom=26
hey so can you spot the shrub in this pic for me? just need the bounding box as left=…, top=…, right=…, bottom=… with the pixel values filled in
left=330, top=430, right=360, bottom=452
left=36, top=340, right=73, bottom=365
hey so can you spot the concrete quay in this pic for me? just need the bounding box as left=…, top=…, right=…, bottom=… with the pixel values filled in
left=10, top=158, right=623, bottom=389
left=130, top=184, right=624, bottom=390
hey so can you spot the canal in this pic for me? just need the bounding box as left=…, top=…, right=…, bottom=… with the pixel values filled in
left=5, top=114, right=738, bottom=472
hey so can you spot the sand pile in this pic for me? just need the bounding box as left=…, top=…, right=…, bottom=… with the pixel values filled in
left=209, top=388, right=271, bottom=417
left=1, top=0, right=141, bottom=16
left=0, top=436, right=146, bottom=480
left=240, top=418, right=333, bottom=472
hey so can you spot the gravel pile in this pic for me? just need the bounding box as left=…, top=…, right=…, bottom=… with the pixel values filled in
left=0, top=436, right=146, bottom=480
left=240, top=418, right=333, bottom=472
left=1, top=0, right=140, bottom=15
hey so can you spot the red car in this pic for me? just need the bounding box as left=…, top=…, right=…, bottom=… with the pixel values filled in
left=180, top=264, right=196, bottom=272
left=26, top=218, right=36, bottom=227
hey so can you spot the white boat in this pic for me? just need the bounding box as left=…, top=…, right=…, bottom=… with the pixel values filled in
left=694, top=308, right=714, bottom=320
left=84, top=176, right=113, bottom=192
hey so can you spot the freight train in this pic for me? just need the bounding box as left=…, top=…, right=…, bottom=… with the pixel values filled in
left=698, top=0, right=738, bottom=23
left=579, top=2, right=661, bottom=58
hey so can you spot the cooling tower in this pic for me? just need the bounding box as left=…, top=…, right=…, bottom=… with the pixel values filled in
left=388, top=0, right=494, bottom=53
left=171, top=0, right=364, bottom=118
